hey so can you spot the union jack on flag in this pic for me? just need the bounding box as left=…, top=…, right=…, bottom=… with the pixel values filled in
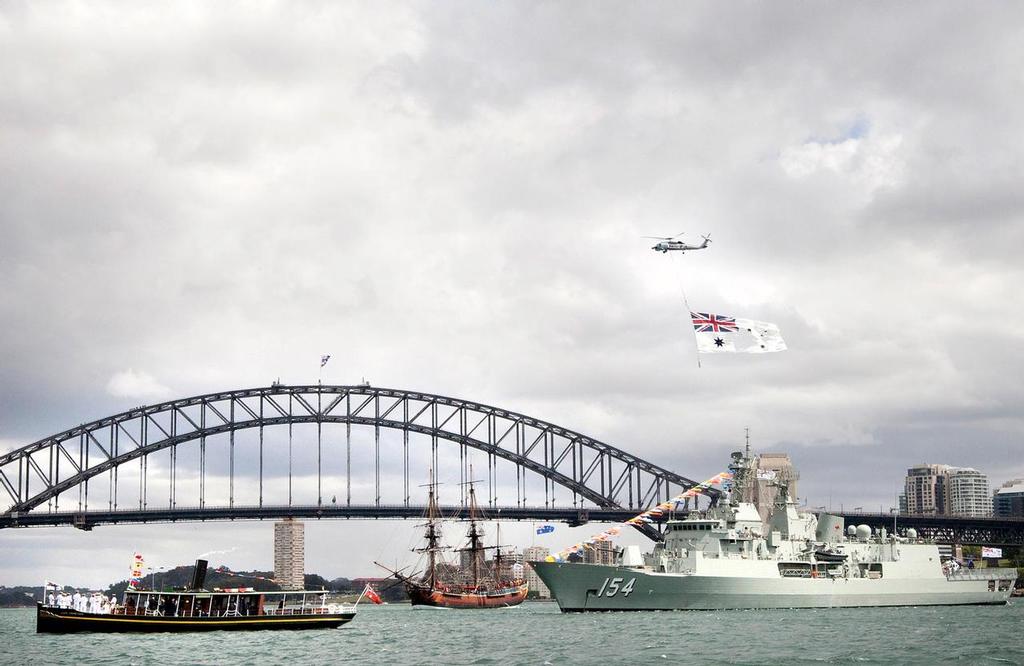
left=690, top=312, right=738, bottom=333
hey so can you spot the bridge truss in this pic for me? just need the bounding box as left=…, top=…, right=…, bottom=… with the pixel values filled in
left=837, top=512, right=1024, bottom=547
left=0, top=385, right=714, bottom=530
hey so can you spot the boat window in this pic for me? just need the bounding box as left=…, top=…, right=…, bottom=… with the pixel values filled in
left=778, top=563, right=812, bottom=578
left=859, top=563, right=884, bottom=579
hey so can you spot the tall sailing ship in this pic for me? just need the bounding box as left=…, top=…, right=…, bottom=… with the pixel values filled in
left=389, top=474, right=527, bottom=609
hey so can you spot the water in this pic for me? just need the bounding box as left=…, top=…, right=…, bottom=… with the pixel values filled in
left=3, top=602, right=1024, bottom=665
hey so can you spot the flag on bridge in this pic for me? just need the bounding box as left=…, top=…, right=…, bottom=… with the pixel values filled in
left=536, top=525, right=555, bottom=535
left=320, top=355, right=331, bottom=367
left=690, top=312, right=787, bottom=354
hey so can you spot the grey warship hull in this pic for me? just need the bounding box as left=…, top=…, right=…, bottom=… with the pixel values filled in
left=532, top=561, right=1016, bottom=611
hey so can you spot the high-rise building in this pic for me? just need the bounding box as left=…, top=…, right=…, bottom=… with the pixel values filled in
left=273, top=518, right=305, bottom=590
left=904, top=464, right=951, bottom=515
left=751, top=453, right=800, bottom=523
left=994, top=479, right=1024, bottom=518
left=904, top=464, right=992, bottom=517
left=947, top=468, right=992, bottom=517
left=583, top=540, right=618, bottom=566
left=523, top=546, right=551, bottom=598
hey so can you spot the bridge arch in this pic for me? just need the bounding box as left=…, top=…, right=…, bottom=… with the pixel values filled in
left=0, top=385, right=714, bottom=523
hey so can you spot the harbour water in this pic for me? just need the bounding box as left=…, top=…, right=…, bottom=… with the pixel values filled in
left=4, top=601, right=1024, bottom=665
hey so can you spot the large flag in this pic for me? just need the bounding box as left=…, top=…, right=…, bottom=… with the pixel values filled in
left=536, top=525, right=555, bottom=535
left=690, top=312, right=786, bottom=354
left=320, top=355, right=331, bottom=368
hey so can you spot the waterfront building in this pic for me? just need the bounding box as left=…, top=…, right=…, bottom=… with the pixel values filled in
left=994, top=479, right=1024, bottom=518
left=273, top=518, right=305, bottom=590
left=947, top=468, right=992, bottom=517
left=904, top=464, right=951, bottom=515
left=751, top=453, right=799, bottom=523
left=583, top=540, right=618, bottom=566
left=904, top=464, right=993, bottom=517
left=523, top=546, right=551, bottom=598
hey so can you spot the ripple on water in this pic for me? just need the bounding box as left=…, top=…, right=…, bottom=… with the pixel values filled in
left=3, top=601, right=1024, bottom=665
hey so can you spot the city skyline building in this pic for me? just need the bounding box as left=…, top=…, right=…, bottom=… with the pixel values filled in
left=994, top=479, right=1024, bottom=518
left=904, top=464, right=952, bottom=515
left=903, top=464, right=993, bottom=517
left=522, top=546, right=551, bottom=598
left=947, top=467, right=992, bottom=517
left=582, top=540, right=618, bottom=566
left=273, top=518, right=305, bottom=590
left=751, top=452, right=799, bottom=523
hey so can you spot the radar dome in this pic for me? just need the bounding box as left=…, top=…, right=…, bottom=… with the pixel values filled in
left=906, top=528, right=918, bottom=540
left=847, top=525, right=857, bottom=537
left=856, top=524, right=871, bottom=541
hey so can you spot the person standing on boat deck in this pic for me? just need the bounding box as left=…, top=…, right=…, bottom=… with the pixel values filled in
left=47, top=592, right=55, bottom=606
left=58, top=591, right=69, bottom=608
left=71, top=591, right=81, bottom=611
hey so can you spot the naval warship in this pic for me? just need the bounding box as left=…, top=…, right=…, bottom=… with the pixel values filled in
left=531, top=449, right=1017, bottom=611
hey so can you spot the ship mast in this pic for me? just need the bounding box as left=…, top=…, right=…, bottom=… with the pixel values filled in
left=728, top=430, right=757, bottom=506
left=415, top=468, right=444, bottom=589
left=465, top=480, right=484, bottom=588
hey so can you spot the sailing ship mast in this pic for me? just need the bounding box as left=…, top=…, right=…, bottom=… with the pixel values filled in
left=415, top=468, right=444, bottom=589
left=464, top=481, right=484, bottom=588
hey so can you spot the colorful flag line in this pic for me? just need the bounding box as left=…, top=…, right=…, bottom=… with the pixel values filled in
left=545, top=471, right=733, bottom=562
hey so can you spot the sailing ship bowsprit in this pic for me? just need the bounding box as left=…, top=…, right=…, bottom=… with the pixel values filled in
left=391, top=473, right=527, bottom=609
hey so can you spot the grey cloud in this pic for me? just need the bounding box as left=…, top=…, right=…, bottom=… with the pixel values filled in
left=2, top=1, right=1023, bottom=585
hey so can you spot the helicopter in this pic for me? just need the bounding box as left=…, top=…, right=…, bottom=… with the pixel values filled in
left=644, top=232, right=712, bottom=254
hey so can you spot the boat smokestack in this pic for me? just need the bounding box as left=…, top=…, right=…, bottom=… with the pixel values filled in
left=190, top=559, right=209, bottom=590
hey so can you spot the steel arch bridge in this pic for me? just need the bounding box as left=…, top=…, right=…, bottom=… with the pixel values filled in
left=0, top=384, right=716, bottom=531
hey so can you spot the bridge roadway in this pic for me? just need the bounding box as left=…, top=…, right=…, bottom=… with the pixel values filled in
left=4, top=504, right=1024, bottom=546
left=0, top=504, right=649, bottom=531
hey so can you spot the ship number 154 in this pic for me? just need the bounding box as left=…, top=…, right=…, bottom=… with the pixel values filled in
left=595, top=577, right=636, bottom=597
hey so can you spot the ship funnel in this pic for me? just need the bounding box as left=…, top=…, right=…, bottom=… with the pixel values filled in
left=190, top=559, right=209, bottom=590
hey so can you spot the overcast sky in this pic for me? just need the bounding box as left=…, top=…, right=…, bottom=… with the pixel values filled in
left=2, top=2, right=1023, bottom=587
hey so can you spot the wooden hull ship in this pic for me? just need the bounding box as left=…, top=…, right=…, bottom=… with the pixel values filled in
left=406, top=583, right=528, bottom=609
left=387, top=471, right=527, bottom=609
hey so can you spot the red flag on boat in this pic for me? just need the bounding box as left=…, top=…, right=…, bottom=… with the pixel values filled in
left=364, top=584, right=383, bottom=605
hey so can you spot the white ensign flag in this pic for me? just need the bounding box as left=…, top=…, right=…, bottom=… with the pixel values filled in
left=690, top=312, right=787, bottom=354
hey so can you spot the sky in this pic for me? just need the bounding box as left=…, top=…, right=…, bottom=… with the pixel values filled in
left=2, top=2, right=1023, bottom=587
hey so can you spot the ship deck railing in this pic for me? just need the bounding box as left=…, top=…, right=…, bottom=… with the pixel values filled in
left=945, top=568, right=1017, bottom=582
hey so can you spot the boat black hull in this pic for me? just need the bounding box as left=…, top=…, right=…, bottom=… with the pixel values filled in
left=36, top=604, right=356, bottom=633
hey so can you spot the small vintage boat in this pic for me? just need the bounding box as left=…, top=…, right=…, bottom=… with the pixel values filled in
left=38, top=559, right=357, bottom=633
